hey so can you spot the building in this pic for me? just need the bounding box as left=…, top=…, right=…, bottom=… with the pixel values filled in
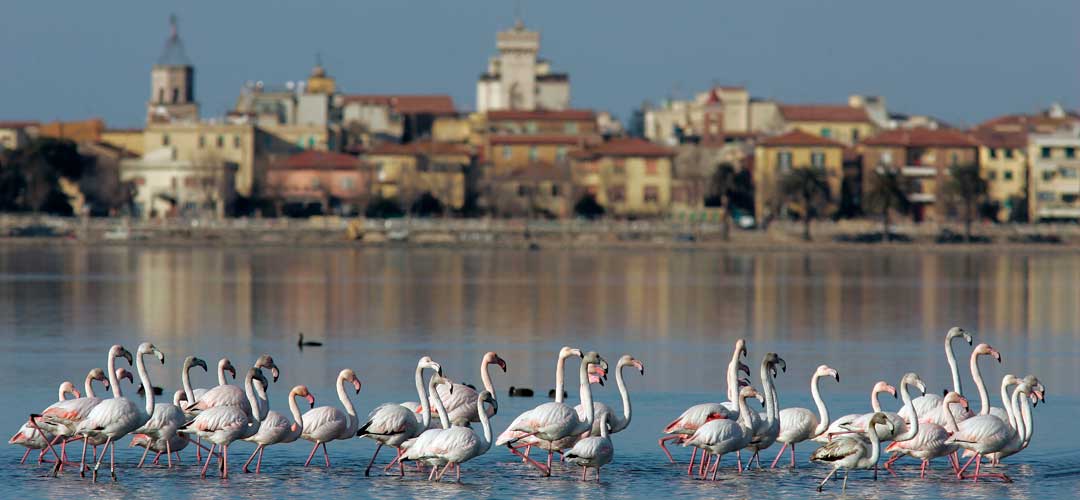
left=119, top=147, right=236, bottom=219
left=341, top=94, right=457, bottom=144
left=476, top=19, right=570, bottom=112
left=973, top=129, right=1028, bottom=221
left=859, top=128, right=980, bottom=222
left=142, top=123, right=258, bottom=197
left=486, top=162, right=572, bottom=218
left=1028, top=128, right=1080, bottom=222
left=643, top=86, right=781, bottom=146
left=147, top=16, right=198, bottom=124
left=778, top=104, right=876, bottom=146
left=101, top=129, right=145, bottom=155
left=366, top=142, right=473, bottom=211
left=753, top=130, right=846, bottom=222
left=263, top=150, right=372, bottom=216
left=37, top=119, right=105, bottom=143
left=486, top=135, right=586, bottom=178
left=571, top=138, right=676, bottom=217
left=0, top=121, right=38, bottom=151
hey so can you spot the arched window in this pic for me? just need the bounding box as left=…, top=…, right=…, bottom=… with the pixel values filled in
left=158, top=88, right=164, bottom=103
left=172, top=88, right=180, bottom=103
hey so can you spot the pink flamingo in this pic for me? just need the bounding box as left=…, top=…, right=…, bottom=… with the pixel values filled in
left=564, top=413, right=613, bottom=482
left=427, top=352, right=506, bottom=425
left=179, top=367, right=267, bottom=478
left=503, top=347, right=582, bottom=461
left=74, top=342, right=165, bottom=482
left=682, top=386, right=762, bottom=479
left=242, top=385, right=315, bottom=473
left=357, top=356, right=442, bottom=475
left=946, top=343, right=1012, bottom=483
left=132, top=356, right=207, bottom=468
left=416, top=391, right=499, bottom=482
left=400, top=374, right=455, bottom=478
left=770, top=364, right=839, bottom=468
left=191, top=358, right=236, bottom=402
left=11, top=380, right=81, bottom=464
left=496, top=351, right=608, bottom=477
left=186, top=355, right=279, bottom=419
left=900, top=327, right=973, bottom=423
left=884, top=391, right=968, bottom=477
left=745, top=353, right=785, bottom=469
left=300, top=368, right=361, bottom=468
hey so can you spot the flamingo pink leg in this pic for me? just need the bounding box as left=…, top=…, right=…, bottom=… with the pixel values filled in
left=19, top=449, right=30, bottom=464
left=508, top=444, right=551, bottom=476
left=658, top=436, right=680, bottom=463
left=256, top=447, right=264, bottom=474
left=243, top=445, right=261, bottom=473
left=769, top=443, right=788, bottom=468
left=321, top=443, right=331, bottom=468
left=687, top=447, right=698, bottom=474
left=201, top=444, right=216, bottom=478
left=137, top=444, right=151, bottom=467
left=304, top=441, right=321, bottom=467
left=366, top=443, right=384, bottom=475
left=153, top=451, right=162, bottom=465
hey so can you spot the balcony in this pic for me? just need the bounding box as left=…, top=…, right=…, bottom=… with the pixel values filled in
left=901, top=166, right=937, bottom=177
left=909, top=193, right=935, bottom=203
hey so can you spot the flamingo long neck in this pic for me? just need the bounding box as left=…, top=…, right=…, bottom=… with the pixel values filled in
left=894, top=380, right=918, bottom=441
left=613, top=363, right=632, bottom=432
left=946, top=335, right=963, bottom=395
left=599, top=413, right=610, bottom=439
left=726, top=350, right=740, bottom=402
left=430, top=379, right=450, bottom=429
left=555, top=353, right=570, bottom=404
left=182, top=361, right=196, bottom=406
left=337, top=374, right=357, bottom=432
left=106, top=350, right=120, bottom=398
left=736, top=394, right=754, bottom=430
left=871, top=386, right=885, bottom=413
left=810, top=374, right=830, bottom=437
left=970, top=352, right=990, bottom=415
left=84, top=374, right=96, bottom=398
left=135, top=351, right=155, bottom=415
left=287, top=391, right=304, bottom=438
left=865, top=421, right=882, bottom=466
left=217, top=360, right=228, bottom=386
left=477, top=398, right=493, bottom=452
left=57, top=383, right=72, bottom=402
left=1001, top=378, right=1015, bottom=427
left=1007, top=385, right=1023, bottom=437
left=1019, top=389, right=1034, bottom=447
left=245, top=371, right=261, bottom=423
left=480, top=358, right=496, bottom=396
left=415, top=365, right=431, bottom=428
left=943, top=400, right=960, bottom=433
left=759, top=362, right=776, bottom=425
left=577, top=360, right=595, bottom=432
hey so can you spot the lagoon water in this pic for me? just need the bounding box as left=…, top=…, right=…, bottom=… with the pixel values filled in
left=0, top=245, right=1078, bottom=499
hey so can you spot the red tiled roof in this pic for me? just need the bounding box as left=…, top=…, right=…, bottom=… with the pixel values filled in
left=0, top=120, right=39, bottom=129
left=275, top=150, right=365, bottom=170
left=493, top=163, right=572, bottom=182
left=972, top=129, right=1028, bottom=150
left=489, top=135, right=583, bottom=145
left=759, top=129, right=845, bottom=148
left=860, top=128, right=979, bottom=148
left=486, top=109, right=595, bottom=121
left=576, top=138, right=675, bottom=158
left=367, top=142, right=472, bottom=156
left=341, top=94, right=456, bottom=115
left=976, top=113, right=1079, bottom=133
left=779, top=104, right=870, bottom=123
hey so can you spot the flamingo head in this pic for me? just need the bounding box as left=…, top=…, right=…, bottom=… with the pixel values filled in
left=185, top=356, right=208, bottom=373
left=765, top=353, right=785, bottom=378
left=973, top=343, right=1001, bottom=363
left=1023, top=375, right=1045, bottom=404
left=88, top=368, right=109, bottom=390
left=430, top=374, right=452, bottom=394
left=619, top=354, right=645, bottom=376
left=947, top=326, right=973, bottom=345
left=59, top=381, right=80, bottom=400
left=293, top=385, right=315, bottom=408
left=587, top=364, right=605, bottom=386
left=116, top=368, right=135, bottom=384
left=559, top=346, right=583, bottom=361
left=943, top=391, right=968, bottom=412
left=8, top=428, right=30, bottom=445
left=486, top=352, right=507, bottom=373
left=582, top=352, right=608, bottom=380
left=874, top=381, right=898, bottom=399
left=138, top=343, right=165, bottom=364
left=129, top=433, right=151, bottom=448
left=479, top=390, right=498, bottom=416
left=111, top=345, right=133, bottom=366
left=734, top=339, right=748, bottom=360
left=816, top=365, right=840, bottom=383
left=250, top=368, right=269, bottom=389
left=256, top=354, right=279, bottom=382
left=339, top=369, right=361, bottom=394
left=903, top=372, right=927, bottom=395
left=220, top=359, right=237, bottom=380
left=738, top=385, right=762, bottom=404
left=869, top=412, right=894, bottom=434
left=1002, top=373, right=1020, bottom=388
left=418, top=356, right=442, bottom=376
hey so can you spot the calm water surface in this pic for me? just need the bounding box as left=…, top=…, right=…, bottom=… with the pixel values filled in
left=0, top=246, right=1078, bottom=499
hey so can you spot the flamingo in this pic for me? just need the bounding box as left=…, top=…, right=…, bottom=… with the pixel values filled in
left=186, top=354, right=279, bottom=419
left=843, top=373, right=926, bottom=442
left=919, top=343, right=998, bottom=428
left=578, top=354, right=643, bottom=438
left=132, top=356, right=207, bottom=468
left=682, top=386, right=763, bottom=479
left=191, top=358, right=237, bottom=402
left=130, top=390, right=191, bottom=467
left=810, top=412, right=893, bottom=492
left=242, top=385, right=315, bottom=473
left=11, top=380, right=80, bottom=464
left=300, top=368, right=361, bottom=468
left=400, top=374, right=456, bottom=478
left=883, top=391, right=968, bottom=477
left=74, top=342, right=165, bottom=482
left=988, top=373, right=1021, bottom=423
left=770, top=364, right=839, bottom=468
left=564, top=412, right=614, bottom=482
left=977, top=378, right=1035, bottom=465
left=427, top=352, right=506, bottom=425
left=820, top=381, right=896, bottom=442
left=28, top=368, right=110, bottom=465
left=503, top=347, right=583, bottom=461
left=415, top=390, right=499, bottom=482
left=659, top=339, right=749, bottom=468
left=180, top=367, right=267, bottom=479
left=900, top=327, right=972, bottom=422
left=496, top=351, right=608, bottom=477
left=946, top=344, right=1013, bottom=483
left=745, top=353, right=785, bottom=469
left=357, top=356, right=442, bottom=475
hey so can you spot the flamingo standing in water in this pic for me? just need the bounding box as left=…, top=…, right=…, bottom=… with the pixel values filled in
left=505, top=347, right=583, bottom=460
left=810, top=412, right=893, bottom=492
left=983, top=377, right=1040, bottom=464
left=770, top=364, right=839, bottom=468
left=186, top=355, right=279, bottom=419
left=301, top=368, right=361, bottom=468
left=242, top=385, right=315, bottom=473
left=427, top=352, right=505, bottom=425
left=133, top=356, right=207, bottom=468
left=414, top=391, right=499, bottom=482
left=74, top=342, right=165, bottom=482
left=659, top=339, right=749, bottom=470
left=28, top=368, right=110, bottom=467
left=745, top=353, right=785, bottom=469
left=564, top=412, right=614, bottom=482
left=11, top=381, right=80, bottom=464
left=884, top=391, right=968, bottom=477
left=578, top=354, right=644, bottom=437
left=180, top=367, right=267, bottom=478
left=819, top=381, right=897, bottom=442
left=400, top=374, right=455, bottom=478
left=682, top=386, right=763, bottom=479
left=900, top=327, right=973, bottom=423
left=496, top=351, right=608, bottom=477
left=357, top=356, right=442, bottom=475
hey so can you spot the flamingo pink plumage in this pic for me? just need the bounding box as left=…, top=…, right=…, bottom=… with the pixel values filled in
left=300, top=368, right=361, bottom=468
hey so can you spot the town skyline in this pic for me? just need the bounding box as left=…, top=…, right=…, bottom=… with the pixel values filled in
left=2, top=1, right=1078, bottom=128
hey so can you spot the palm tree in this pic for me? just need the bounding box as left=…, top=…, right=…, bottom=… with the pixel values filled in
left=779, top=166, right=830, bottom=241
left=941, top=164, right=987, bottom=242
left=707, top=163, right=738, bottom=240
left=863, top=166, right=911, bottom=241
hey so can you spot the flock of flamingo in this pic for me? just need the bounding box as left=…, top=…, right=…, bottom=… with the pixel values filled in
left=8, top=327, right=1044, bottom=492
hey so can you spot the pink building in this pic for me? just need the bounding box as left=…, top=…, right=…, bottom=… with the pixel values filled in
left=264, top=150, right=373, bottom=216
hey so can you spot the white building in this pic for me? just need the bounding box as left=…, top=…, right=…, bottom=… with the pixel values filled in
left=1028, top=127, right=1080, bottom=222
left=120, top=147, right=236, bottom=219
left=476, top=19, right=570, bottom=112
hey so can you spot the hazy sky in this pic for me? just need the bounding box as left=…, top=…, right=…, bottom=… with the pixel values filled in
left=2, top=1, right=1077, bottom=128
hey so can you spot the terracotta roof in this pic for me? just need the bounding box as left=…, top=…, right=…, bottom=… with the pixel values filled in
left=489, top=135, right=583, bottom=145
left=575, top=138, right=675, bottom=158
left=493, top=163, right=572, bottom=182
left=341, top=94, right=456, bottom=115
left=972, top=129, right=1028, bottom=150
left=486, top=109, right=595, bottom=121
left=367, top=142, right=472, bottom=156
left=759, top=129, right=845, bottom=148
left=0, top=120, right=39, bottom=129
left=861, top=128, right=979, bottom=148
left=275, top=150, right=365, bottom=170
left=779, top=104, right=870, bottom=123
left=976, top=113, right=1079, bottom=134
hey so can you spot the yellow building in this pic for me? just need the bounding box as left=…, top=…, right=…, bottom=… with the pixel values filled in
left=778, top=104, right=876, bottom=146
left=974, top=130, right=1028, bottom=221
left=366, top=142, right=473, bottom=210
left=1027, top=129, right=1080, bottom=222
left=571, top=138, right=675, bottom=217
left=753, top=129, right=846, bottom=221
left=101, top=129, right=145, bottom=155
left=143, top=123, right=258, bottom=197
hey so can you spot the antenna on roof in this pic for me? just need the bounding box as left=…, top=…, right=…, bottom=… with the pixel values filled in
left=514, top=0, right=524, bottom=29
left=315, top=51, right=323, bottom=68
left=169, top=14, right=178, bottom=39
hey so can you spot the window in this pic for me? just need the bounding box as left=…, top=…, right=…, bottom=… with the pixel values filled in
left=1062, top=166, right=1079, bottom=178
left=341, top=177, right=355, bottom=190
left=613, top=159, right=625, bottom=175
left=1066, top=147, right=1076, bottom=159
left=162, top=134, right=170, bottom=146
left=184, top=177, right=198, bottom=187
left=1004, top=170, right=1013, bottom=181
left=950, top=152, right=959, bottom=166
left=198, top=135, right=206, bottom=148
left=645, top=160, right=659, bottom=176
left=517, top=185, right=530, bottom=197
left=989, top=148, right=998, bottom=159
left=644, top=185, right=660, bottom=203
left=551, top=184, right=560, bottom=197
left=502, top=145, right=512, bottom=160
left=811, top=151, right=825, bottom=168
left=528, top=146, right=539, bottom=162
left=217, top=135, right=225, bottom=148
left=1041, top=147, right=1051, bottom=158
left=556, top=146, right=567, bottom=162
left=172, top=88, right=180, bottom=103
left=234, top=135, right=241, bottom=148
left=1063, top=193, right=1078, bottom=204
left=1004, top=148, right=1014, bottom=159
left=608, top=185, right=625, bottom=203
left=821, top=127, right=831, bottom=138
left=986, top=170, right=996, bottom=180
left=157, top=89, right=164, bottom=103
left=851, top=129, right=860, bottom=142
left=564, top=122, right=579, bottom=134
left=1042, top=170, right=1054, bottom=181
left=777, top=151, right=792, bottom=171
left=1037, top=191, right=1055, bottom=201
left=525, top=121, right=538, bottom=134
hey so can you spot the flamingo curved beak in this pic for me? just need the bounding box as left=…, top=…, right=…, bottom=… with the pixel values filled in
left=991, top=349, right=1002, bottom=363
left=154, top=348, right=165, bottom=365
left=831, top=369, right=840, bottom=383
left=120, top=348, right=133, bottom=366
left=964, top=333, right=973, bottom=345
left=496, top=357, right=507, bottom=373
left=305, top=394, right=316, bottom=408
left=737, top=362, right=751, bottom=376
left=351, top=378, right=362, bottom=394
left=194, top=358, right=208, bottom=372
left=885, top=385, right=898, bottom=399
left=632, top=359, right=644, bottom=376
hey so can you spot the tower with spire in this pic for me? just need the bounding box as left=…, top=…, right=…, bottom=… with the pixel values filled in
left=476, top=6, right=570, bottom=112
left=147, top=14, right=199, bottom=124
